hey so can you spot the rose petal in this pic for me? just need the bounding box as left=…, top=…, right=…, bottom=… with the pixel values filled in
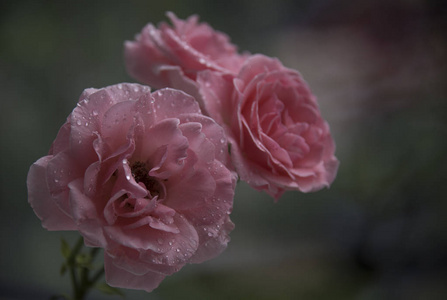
left=104, top=252, right=166, bottom=293
left=27, top=156, right=76, bottom=231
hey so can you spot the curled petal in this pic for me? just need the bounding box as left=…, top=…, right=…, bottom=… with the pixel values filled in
left=27, top=156, right=76, bottom=231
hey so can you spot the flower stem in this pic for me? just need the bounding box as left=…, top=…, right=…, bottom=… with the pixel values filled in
left=67, top=237, right=84, bottom=300
left=65, top=236, right=106, bottom=300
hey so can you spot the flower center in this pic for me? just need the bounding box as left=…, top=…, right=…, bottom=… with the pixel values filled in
left=130, top=161, right=164, bottom=198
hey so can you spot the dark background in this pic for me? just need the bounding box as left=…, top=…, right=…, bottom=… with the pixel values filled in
left=1, top=0, right=446, bottom=299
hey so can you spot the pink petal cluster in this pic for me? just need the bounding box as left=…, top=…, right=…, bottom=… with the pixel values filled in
left=125, top=14, right=339, bottom=199
left=125, top=12, right=247, bottom=106
left=27, top=83, right=236, bottom=292
left=199, top=55, right=339, bottom=199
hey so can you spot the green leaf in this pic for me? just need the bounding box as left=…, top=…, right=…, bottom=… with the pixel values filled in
left=60, top=238, right=71, bottom=259
left=96, top=282, right=125, bottom=297
left=75, top=253, right=93, bottom=269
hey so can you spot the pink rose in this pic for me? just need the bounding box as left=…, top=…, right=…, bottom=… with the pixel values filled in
left=27, top=83, right=236, bottom=292
left=198, top=55, right=339, bottom=199
left=124, top=12, right=247, bottom=104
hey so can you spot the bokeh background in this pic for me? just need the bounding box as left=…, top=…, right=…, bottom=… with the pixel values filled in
left=1, top=0, right=446, bottom=299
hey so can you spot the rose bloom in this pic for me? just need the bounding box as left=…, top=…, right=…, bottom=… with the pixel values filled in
left=27, top=83, right=236, bottom=292
left=124, top=12, right=246, bottom=104
left=198, top=54, right=339, bottom=199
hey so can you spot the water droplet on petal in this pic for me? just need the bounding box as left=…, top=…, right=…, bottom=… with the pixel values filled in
left=92, top=110, right=99, bottom=116
left=157, top=238, right=163, bottom=245
left=117, top=84, right=123, bottom=89
left=126, top=175, right=131, bottom=180
left=76, top=120, right=82, bottom=126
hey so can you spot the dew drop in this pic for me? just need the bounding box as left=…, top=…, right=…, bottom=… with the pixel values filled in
left=207, top=232, right=213, bottom=237
left=168, top=241, right=173, bottom=246
left=92, top=110, right=99, bottom=116
left=176, top=248, right=180, bottom=253
left=126, top=175, right=131, bottom=180
left=133, top=86, right=139, bottom=92
left=199, top=58, right=206, bottom=64
left=117, top=84, right=123, bottom=89
left=220, top=138, right=225, bottom=144
left=76, top=120, right=82, bottom=126
left=157, top=238, right=164, bottom=245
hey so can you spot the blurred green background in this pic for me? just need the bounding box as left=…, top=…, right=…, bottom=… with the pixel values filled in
left=1, top=0, right=446, bottom=299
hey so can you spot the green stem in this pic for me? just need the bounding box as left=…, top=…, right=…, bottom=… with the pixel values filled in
left=88, top=265, right=105, bottom=288
left=67, top=237, right=84, bottom=300
left=59, top=236, right=107, bottom=300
